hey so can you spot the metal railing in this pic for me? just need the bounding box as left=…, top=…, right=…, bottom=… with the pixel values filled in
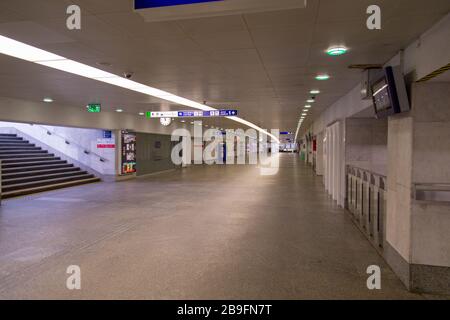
left=346, top=165, right=387, bottom=249
left=414, top=183, right=450, bottom=203
left=32, top=124, right=108, bottom=163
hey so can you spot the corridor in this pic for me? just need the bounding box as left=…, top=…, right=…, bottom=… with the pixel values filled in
left=0, top=154, right=428, bottom=299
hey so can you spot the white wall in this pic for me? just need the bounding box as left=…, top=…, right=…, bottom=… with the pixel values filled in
left=345, top=118, right=388, bottom=176
left=0, top=96, right=190, bottom=136
left=0, top=121, right=116, bottom=176
left=313, top=86, right=372, bottom=136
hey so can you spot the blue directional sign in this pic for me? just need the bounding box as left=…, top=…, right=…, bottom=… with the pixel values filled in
left=135, top=0, right=222, bottom=10
left=175, top=110, right=239, bottom=117
left=148, top=110, right=238, bottom=118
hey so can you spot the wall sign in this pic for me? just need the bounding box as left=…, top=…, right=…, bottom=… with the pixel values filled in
left=103, top=130, right=112, bottom=139
left=87, top=103, right=101, bottom=113
left=97, top=144, right=115, bottom=149
left=121, top=130, right=137, bottom=174
left=147, top=110, right=238, bottom=118
left=135, top=0, right=222, bottom=10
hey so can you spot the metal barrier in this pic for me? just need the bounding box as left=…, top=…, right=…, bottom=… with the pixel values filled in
left=346, top=166, right=386, bottom=248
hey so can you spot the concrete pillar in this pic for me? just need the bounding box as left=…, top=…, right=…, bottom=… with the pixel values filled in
left=385, top=82, right=450, bottom=295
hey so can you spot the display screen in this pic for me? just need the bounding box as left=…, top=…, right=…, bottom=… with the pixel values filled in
left=372, top=78, right=392, bottom=112
left=121, top=130, right=137, bottom=174
left=135, top=0, right=222, bottom=10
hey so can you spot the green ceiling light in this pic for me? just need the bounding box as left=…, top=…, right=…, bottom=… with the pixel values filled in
left=315, top=74, right=330, bottom=81
left=326, top=46, right=348, bottom=56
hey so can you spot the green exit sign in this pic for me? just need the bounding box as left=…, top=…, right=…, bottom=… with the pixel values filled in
left=87, top=104, right=101, bottom=113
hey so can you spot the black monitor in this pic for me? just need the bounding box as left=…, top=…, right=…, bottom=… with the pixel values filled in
left=371, top=66, right=410, bottom=119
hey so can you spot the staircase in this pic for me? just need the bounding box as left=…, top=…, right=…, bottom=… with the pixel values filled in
left=0, top=133, right=100, bottom=198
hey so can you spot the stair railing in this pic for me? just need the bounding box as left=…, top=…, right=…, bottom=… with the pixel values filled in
left=30, top=124, right=108, bottom=163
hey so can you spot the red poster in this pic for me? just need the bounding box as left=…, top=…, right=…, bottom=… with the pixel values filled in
left=97, top=144, right=115, bottom=149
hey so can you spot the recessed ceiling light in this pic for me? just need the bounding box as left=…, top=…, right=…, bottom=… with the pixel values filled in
left=138, top=112, right=145, bottom=116
left=303, top=109, right=309, bottom=112
left=180, top=120, right=186, bottom=123
left=307, top=99, right=315, bottom=103
left=304, top=105, right=312, bottom=108
left=315, top=74, right=330, bottom=81
left=116, top=109, right=124, bottom=113
left=43, top=97, right=53, bottom=103
left=301, top=113, right=307, bottom=116
left=326, top=46, right=348, bottom=56
left=310, top=90, right=320, bottom=94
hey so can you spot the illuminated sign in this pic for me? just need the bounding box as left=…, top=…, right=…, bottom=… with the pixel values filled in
left=147, top=110, right=238, bottom=118
left=87, top=103, right=101, bottom=113
left=135, top=0, right=222, bottom=9
left=121, top=130, right=137, bottom=175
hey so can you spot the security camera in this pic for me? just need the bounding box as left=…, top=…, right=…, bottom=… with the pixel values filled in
left=123, top=72, right=134, bottom=79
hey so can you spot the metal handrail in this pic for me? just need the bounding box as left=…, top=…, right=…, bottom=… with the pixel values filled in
left=31, top=124, right=107, bottom=163
left=414, top=183, right=450, bottom=203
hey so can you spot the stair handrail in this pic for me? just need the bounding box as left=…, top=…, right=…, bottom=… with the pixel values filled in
left=30, top=124, right=108, bottom=163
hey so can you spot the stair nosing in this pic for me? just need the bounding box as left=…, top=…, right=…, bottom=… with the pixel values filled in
left=2, top=173, right=96, bottom=189
left=3, top=171, right=86, bottom=183
left=2, top=167, right=80, bottom=177
left=2, top=160, right=66, bottom=167
left=2, top=156, right=57, bottom=162
left=2, top=177, right=101, bottom=196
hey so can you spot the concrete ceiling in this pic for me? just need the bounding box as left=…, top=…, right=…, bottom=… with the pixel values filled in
left=0, top=0, right=449, bottom=131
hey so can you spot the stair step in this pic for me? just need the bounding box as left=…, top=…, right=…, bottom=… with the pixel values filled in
left=0, top=141, right=33, bottom=145
left=2, top=167, right=81, bottom=179
left=0, top=133, right=101, bottom=198
left=1, top=156, right=59, bottom=164
left=1, top=159, right=67, bottom=168
left=2, top=163, right=73, bottom=173
left=0, top=134, right=17, bottom=137
left=0, top=146, right=42, bottom=151
left=0, top=153, right=53, bottom=160
left=0, top=150, right=48, bottom=155
left=2, top=177, right=101, bottom=199
left=2, top=173, right=96, bottom=192
left=2, top=170, right=87, bottom=186
left=0, top=137, right=24, bottom=141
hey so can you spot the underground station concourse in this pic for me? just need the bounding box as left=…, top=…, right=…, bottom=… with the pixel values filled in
left=0, top=0, right=449, bottom=304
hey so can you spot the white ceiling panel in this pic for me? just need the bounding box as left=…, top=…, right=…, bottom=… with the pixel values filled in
left=0, top=0, right=448, bottom=133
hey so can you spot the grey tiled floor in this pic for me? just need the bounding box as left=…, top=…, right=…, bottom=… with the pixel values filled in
left=0, top=154, right=439, bottom=299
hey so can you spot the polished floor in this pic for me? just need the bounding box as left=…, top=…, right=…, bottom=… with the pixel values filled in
left=0, top=154, right=437, bottom=299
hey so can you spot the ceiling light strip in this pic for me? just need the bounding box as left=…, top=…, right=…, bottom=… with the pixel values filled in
left=0, top=35, right=278, bottom=143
